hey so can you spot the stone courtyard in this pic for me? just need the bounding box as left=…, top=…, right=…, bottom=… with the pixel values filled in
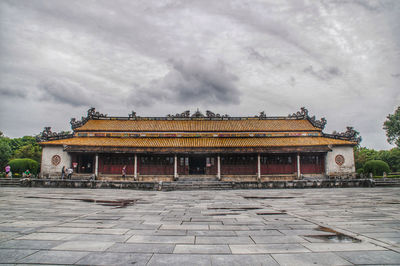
left=0, top=187, right=399, bottom=265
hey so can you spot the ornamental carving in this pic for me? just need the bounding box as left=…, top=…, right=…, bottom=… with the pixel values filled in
left=192, top=109, right=205, bottom=118
left=288, top=107, right=309, bottom=118
left=128, top=111, right=137, bottom=118
left=257, top=111, right=267, bottom=118
left=36, top=127, right=73, bottom=142
left=335, top=154, right=345, bottom=166
left=167, top=110, right=190, bottom=118
left=70, top=107, right=107, bottom=129
left=167, top=110, right=230, bottom=118
left=288, top=107, right=326, bottom=129
left=324, top=127, right=361, bottom=143
left=51, top=155, right=61, bottom=166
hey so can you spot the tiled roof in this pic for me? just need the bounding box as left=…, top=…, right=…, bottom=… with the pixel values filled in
left=75, top=119, right=319, bottom=132
left=41, top=136, right=354, bottom=147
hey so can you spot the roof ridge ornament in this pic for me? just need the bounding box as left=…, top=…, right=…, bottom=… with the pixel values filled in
left=36, top=127, right=73, bottom=142
left=288, top=107, right=327, bottom=129
left=71, top=107, right=107, bottom=129
left=325, top=127, right=361, bottom=143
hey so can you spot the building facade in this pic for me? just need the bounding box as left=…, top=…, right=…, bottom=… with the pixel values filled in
left=38, top=108, right=359, bottom=181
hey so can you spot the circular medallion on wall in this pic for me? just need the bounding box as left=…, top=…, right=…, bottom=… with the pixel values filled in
left=51, top=155, right=61, bottom=166
left=335, top=154, right=345, bottom=166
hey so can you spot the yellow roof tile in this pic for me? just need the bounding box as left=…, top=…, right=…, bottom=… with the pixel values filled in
left=75, top=119, right=319, bottom=132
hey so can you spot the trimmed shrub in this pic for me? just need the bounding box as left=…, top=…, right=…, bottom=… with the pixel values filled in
left=356, top=168, right=364, bottom=174
left=363, top=160, right=390, bottom=176
left=8, top=158, right=39, bottom=175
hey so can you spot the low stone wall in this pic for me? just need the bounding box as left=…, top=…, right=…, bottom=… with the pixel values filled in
left=19, top=178, right=376, bottom=190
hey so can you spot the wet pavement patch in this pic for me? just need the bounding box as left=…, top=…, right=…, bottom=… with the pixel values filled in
left=24, top=196, right=137, bottom=208
left=256, top=212, right=286, bottom=215
left=243, top=196, right=295, bottom=199
left=305, top=226, right=361, bottom=243
left=208, top=207, right=262, bottom=210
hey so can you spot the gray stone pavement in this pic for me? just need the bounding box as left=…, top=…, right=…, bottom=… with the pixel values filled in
left=0, top=187, right=399, bottom=265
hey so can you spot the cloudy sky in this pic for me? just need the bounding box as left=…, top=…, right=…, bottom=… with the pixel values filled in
left=0, top=0, right=399, bottom=150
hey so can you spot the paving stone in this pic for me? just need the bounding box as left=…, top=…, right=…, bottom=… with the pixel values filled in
left=90, top=228, right=130, bottom=235
left=336, top=250, right=400, bottom=265
left=76, top=252, right=152, bottom=265
left=252, top=235, right=308, bottom=244
left=195, top=236, right=254, bottom=244
left=0, top=239, right=63, bottom=250
left=37, top=226, right=96, bottom=233
left=107, top=243, right=175, bottom=253
left=127, top=235, right=195, bottom=244
left=1, top=187, right=400, bottom=265
left=147, top=254, right=211, bottom=266
left=235, top=230, right=283, bottom=236
left=16, top=232, right=76, bottom=240
left=187, top=230, right=237, bottom=236
left=18, top=250, right=89, bottom=264
left=174, top=244, right=231, bottom=254
left=52, top=240, right=115, bottom=251
left=302, top=242, right=387, bottom=252
left=272, top=252, right=352, bottom=266
left=230, top=244, right=310, bottom=254
left=210, top=254, right=279, bottom=266
left=0, top=249, right=38, bottom=263
left=68, top=233, right=130, bottom=242
left=160, top=224, right=209, bottom=230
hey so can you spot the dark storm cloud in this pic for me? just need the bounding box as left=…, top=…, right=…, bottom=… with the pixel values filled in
left=129, top=58, right=240, bottom=106
left=38, top=79, right=93, bottom=107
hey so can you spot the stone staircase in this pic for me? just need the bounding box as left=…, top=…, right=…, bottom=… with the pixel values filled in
left=162, top=180, right=233, bottom=191
left=373, top=178, right=400, bottom=187
left=0, top=179, right=20, bottom=187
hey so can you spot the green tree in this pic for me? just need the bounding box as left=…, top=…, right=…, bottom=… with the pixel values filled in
left=354, top=147, right=379, bottom=170
left=364, top=160, right=390, bottom=176
left=13, top=144, right=42, bottom=163
left=383, top=106, right=400, bottom=148
left=377, top=148, right=400, bottom=172
left=0, top=136, right=12, bottom=170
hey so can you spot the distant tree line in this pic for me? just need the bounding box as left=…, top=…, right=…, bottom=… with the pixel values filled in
left=354, top=147, right=400, bottom=174
left=0, top=131, right=42, bottom=175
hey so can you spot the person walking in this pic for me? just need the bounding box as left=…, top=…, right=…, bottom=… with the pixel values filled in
left=61, top=166, right=66, bottom=179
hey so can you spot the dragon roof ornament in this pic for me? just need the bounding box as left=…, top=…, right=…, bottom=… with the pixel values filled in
left=288, top=107, right=327, bottom=130
left=324, top=127, right=361, bottom=143
left=36, top=127, right=73, bottom=142
left=167, top=110, right=230, bottom=118
left=70, top=107, right=107, bottom=129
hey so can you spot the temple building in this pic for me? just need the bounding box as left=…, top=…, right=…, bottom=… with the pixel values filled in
left=38, top=107, right=359, bottom=181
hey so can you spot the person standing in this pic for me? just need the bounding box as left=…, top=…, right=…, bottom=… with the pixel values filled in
left=67, top=167, right=73, bottom=179
left=61, top=166, right=66, bottom=180
left=5, top=165, right=10, bottom=178
left=122, top=165, right=127, bottom=178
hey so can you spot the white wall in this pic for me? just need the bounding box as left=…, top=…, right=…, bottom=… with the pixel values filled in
left=325, top=146, right=355, bottom=177
left=41, top=146, right=71, bottom=177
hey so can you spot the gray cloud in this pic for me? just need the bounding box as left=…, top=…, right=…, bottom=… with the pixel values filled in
left=0, top=87, right=26, bottom=98
left=38, top=79, right=93, bottom=107
left=128, top=57, right=240, bottom=106
left=303, top=65, right=342, bottom=81
left=0, top=0, right=399, bottom=150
